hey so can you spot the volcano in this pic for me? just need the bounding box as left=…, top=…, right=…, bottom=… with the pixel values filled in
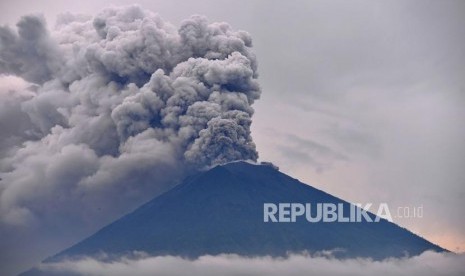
left=27, top=161, right=444, bottom=274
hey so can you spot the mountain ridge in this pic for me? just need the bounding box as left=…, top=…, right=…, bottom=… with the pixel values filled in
left=23, top=161, right=445, bottom=275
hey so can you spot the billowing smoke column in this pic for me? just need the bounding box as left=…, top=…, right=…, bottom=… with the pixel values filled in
left=0, top=5, right=260, bottom=228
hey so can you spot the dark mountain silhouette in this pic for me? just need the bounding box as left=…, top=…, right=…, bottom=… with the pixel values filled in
left=22, top=161, right=444, bottom=275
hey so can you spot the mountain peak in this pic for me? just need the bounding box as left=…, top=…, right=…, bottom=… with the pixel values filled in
left=44, top=162, right=444, bottom=264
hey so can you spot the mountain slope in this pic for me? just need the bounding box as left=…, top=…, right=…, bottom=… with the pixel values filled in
left=48, top=161, right=444, bottom=262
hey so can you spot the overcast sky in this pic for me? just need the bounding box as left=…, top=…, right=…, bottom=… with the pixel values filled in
left=0, top=1, right=464, bottom=275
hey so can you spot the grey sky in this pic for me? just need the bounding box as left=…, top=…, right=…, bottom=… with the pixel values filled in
left=0, top=1, right=464, bottom=275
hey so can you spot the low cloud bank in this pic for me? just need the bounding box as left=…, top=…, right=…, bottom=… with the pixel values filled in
left=35, top=251, right=465, bottom=276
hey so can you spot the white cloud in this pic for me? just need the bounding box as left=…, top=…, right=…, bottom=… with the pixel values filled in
left=35, top=252, right=465, bottom=276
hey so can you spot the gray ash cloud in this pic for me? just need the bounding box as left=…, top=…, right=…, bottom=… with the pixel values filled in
left=0, top=5, right=260, bottom=227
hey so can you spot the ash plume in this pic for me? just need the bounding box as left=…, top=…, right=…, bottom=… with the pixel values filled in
left=0, top=5, right=260, bottom=232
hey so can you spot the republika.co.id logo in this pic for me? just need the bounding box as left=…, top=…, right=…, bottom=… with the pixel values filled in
left=264, top=203, right=423, bottom=223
